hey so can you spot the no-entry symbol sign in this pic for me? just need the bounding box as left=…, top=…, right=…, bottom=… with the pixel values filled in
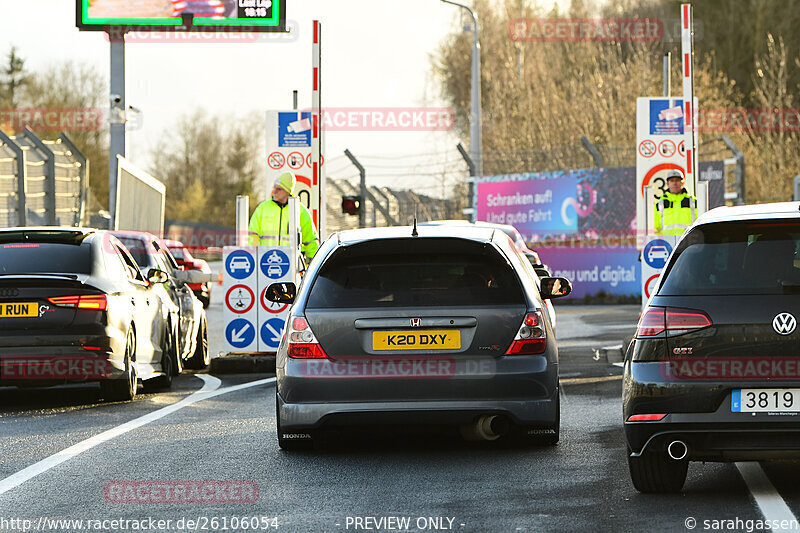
left=268, top=152, right=285, bottom=170
left=638, top=140, right=656, bottom=158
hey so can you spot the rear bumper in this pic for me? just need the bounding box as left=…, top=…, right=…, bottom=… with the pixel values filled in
left=277, top=354, right=559, bottom=430
left=0, top=333, right=125, bottom=386
left=624, top=360, right=800, bottom=460
left=277, top=390, right=559, bottom=431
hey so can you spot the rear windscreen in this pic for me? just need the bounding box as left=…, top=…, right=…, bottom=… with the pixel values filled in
left=659, top=220, right=800, bottom=296
left=306, top=238, right=524, bottom=308
left=0, top=243, right=92, bottom=275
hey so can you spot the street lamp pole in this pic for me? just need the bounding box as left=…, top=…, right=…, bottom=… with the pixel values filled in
left=441, top=0, right=482, bottom=179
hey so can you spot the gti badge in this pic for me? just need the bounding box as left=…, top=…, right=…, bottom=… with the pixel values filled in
left=773, top=312, right=797, bottom=336
left=410, top=318, right=421, bottom=327
left=672, top=347, right=693, bottom=355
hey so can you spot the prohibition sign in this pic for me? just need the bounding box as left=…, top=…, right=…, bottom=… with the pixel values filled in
left=226, top=284, right=255, bottom=314
left=638, top=140, right=656, bottom=158
left=305, top=153, right=324, bottom=168
left=641, top=162, right=684, bottom=196
left=261, top=287, right=289, bottom=313
left=658, top=140, right=676, bottom=157
left=644, top=274, right=660, bottom=298
left=288, top=152, right=304, bottom=170
left=678, top=141, right=686, bottom=156
left=268, top=152, right=285, bottom=170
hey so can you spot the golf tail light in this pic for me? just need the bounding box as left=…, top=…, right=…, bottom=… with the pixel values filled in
left=637, top=306, right=711, bottom=338
left=48, top=294, right=107, bottom=310
left=506, top=311, right=546, bottom=355
left=637, top=306, right=665, bottom=337
left=288, top=315, right=328, bottom=359
left=665, top=307, right=712, bottom=334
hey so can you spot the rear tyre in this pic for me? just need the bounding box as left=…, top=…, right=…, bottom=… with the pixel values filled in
left=627, top=447, right=688, bottom=493
left=185, top=316, right=209, bottom=370
left=101, top=330, right=137, bottom=402
left=147, top=326, right=175, bottom=390
left=276, top=394, right=315, bottom=451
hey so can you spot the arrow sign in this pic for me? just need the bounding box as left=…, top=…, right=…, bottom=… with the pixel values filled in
left=261, top=318, right=285, bottom=349
left=226, top=318, right=255, bottom=349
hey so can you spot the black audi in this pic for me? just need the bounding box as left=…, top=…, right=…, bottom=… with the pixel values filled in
left=0, top=228, right=175, bottom=401
left=624, top=202, right=800, bottom=492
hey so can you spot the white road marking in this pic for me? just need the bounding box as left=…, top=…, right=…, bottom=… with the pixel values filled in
left=737, top=462, right=799, bottom=531
left=0, top=375, right=275, bottom=496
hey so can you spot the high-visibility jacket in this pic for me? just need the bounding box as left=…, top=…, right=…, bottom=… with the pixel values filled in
left=248, top=199, right=320, bottom=258
left=654, top=189, right=697, bottom=236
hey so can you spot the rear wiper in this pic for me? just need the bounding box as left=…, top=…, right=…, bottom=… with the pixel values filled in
left=781, top=281, right=800, bottom=293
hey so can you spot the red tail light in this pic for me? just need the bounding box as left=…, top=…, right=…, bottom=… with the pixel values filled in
left=637, top=307, right=665, bottom=336
left=288, top=315, right=328, bottom=359
left=506, top=311, right=546, bottom=355
left=48, top=294, right=108, bottom=310
left=637, top=306, right=711, bottom=337
left=627, top=414, right=667, bottom=422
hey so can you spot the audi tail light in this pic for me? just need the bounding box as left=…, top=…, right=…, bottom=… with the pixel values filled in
left=48, top=294, right=108, bottom=310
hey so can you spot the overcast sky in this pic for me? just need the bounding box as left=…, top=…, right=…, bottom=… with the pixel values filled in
left=0, top=0, right=497, bottom=196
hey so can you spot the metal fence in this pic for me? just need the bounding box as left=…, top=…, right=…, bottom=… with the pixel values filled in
left=325, top=178, right=460, bottom=234
left=0, top=128, right=87, bottom=227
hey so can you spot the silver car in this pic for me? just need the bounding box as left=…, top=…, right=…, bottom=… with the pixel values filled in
left=267, top=225, right=571, bottom=450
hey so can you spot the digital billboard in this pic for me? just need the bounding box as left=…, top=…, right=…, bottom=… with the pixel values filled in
left=76, top=0, right=286, bottom=32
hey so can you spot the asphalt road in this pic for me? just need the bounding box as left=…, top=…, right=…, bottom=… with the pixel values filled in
left=2, top=297, right=800, bottom=533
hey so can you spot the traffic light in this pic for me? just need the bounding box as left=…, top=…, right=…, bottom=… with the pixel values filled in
left=341, top=195, right=361, bottom=216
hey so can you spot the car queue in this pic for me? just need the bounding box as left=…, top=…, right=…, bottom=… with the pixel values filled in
left=0, top=227, right=210, bottom=401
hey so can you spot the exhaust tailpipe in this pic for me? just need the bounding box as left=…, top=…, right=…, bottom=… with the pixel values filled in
left=667, top=440, right=688, bottom=460
left=461, top=415, right=509, bottom=441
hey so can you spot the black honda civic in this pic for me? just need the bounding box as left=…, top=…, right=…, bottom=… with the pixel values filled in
left=624, top=202, right=800, bottom=492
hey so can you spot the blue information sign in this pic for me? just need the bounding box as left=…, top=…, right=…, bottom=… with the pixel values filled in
left=261, top=318, right=286, bottom=349
left=226, top=250, right=255, bottom=280
left=260, top=249, right=290, bottom=279
left=226, top=318, right=255, bottom=349
left=643, top=239, right=673, bottom=269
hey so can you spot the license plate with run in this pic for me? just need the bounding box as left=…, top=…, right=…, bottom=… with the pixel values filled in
left=732, top=389, right=800, bottom=413
left=0, top=302, right=39, bottom=318
left=372, top=330, right=461, bottom=351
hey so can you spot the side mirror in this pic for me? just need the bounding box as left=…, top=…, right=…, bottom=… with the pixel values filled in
left=540, top=276, right=572, bottom=299
left=266, top=282, right=297, bottom=304
left=147, top=268, right=169, bottom=284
